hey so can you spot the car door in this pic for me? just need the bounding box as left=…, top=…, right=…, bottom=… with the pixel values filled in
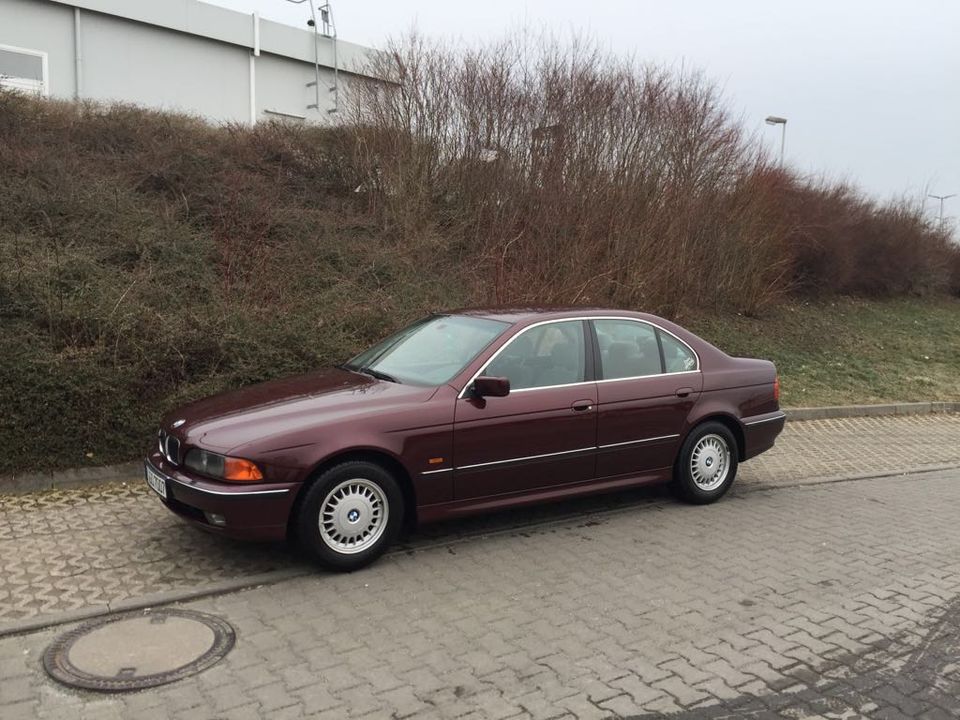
left=452, top=319, right=598, bottom=500
left=591, top=318, right=702, bottom=478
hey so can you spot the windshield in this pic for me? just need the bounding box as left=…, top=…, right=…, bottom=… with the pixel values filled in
left=344, top=315, right=509, bottom=386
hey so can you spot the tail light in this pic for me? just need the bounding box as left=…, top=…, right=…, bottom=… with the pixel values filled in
left=773, top=375, right=780, bottom=403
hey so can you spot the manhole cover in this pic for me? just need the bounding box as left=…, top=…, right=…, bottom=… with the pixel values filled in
left=43, top=608, right=235, bottom=692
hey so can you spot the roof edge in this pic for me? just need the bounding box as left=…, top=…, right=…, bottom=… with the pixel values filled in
left=47, top=0, right=383, bottom=77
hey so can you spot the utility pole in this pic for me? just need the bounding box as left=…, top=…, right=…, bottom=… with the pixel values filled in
left=928, top=193, right=956, bottom=231
left=765, top=116, right=787, bottom=167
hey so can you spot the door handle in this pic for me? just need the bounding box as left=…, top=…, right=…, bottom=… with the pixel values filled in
left=675, top=387, right=693, bottom=398
left=571, top=400, right=594, bottom=412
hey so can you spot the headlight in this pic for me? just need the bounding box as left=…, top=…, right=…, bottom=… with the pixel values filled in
left=184, top=449, right=263, bottom=482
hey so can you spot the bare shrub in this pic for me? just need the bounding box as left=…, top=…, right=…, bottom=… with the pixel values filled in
left=349, top=32, right=955, bottom=314
left=1, top=37, right=957, bottom=475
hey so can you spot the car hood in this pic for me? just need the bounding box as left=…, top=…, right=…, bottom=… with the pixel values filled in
left=163, top=367, right=437, bottom=453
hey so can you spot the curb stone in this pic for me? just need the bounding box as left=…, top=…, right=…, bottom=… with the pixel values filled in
left=1, top=402, right=958, bottom=495
left=785, top=401, right=960, bottom=422
left=1, top=461, right=141, bottom=495
left=0, top=568, right=313, bottom=640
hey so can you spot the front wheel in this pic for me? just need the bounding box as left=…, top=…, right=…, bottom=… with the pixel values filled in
left=674, top=422, right=738, bottom=504
left=296, top=461, right=403, bottom=571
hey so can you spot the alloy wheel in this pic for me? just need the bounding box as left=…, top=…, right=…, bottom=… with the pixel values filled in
left=318, top=478, right=389, bottom=554
left=689, top=433, right=730, bottom=492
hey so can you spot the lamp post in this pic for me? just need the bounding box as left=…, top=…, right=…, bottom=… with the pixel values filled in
left=765, top=116, right=787, bottom=167
left=928, top=193, right=957, bottom=231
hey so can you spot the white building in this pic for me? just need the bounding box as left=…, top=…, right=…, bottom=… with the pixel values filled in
left=0, top=0, right=379, bottom=123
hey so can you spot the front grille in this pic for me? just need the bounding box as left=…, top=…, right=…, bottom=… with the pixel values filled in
left=158, top=429, right=181, bottom=465
left=166, top=435, right=181, bottom=464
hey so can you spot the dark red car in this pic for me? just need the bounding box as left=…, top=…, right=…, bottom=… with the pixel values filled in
left=145, top=308, right=784, bottom=570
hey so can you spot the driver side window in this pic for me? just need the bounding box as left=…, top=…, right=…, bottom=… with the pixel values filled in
left=482, top=321, right=586, bottom=390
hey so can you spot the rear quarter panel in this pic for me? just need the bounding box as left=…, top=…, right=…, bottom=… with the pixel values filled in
left=687, top=355, right=781, bottom=460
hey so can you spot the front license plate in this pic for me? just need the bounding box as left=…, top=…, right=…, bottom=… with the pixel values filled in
left=145, top=464, right=168, bottom=500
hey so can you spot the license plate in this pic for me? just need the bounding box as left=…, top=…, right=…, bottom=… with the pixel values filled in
left=145, top=464, right=168, bottom=500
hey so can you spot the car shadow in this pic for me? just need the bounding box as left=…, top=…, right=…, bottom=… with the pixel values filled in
left=396, top=482, right=674, bottom=553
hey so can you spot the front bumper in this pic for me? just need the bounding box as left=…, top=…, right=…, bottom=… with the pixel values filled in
left=144, top=453, right=301, bottom=541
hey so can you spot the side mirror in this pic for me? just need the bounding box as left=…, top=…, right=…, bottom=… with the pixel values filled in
left=473, top=376, right=510, bottom=398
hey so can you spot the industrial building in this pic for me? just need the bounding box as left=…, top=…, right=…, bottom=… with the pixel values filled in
left=0, top=0, right=379, bottom=123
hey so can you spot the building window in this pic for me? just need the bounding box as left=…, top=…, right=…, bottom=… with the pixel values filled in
left=0, top=45, right=48, bottom=97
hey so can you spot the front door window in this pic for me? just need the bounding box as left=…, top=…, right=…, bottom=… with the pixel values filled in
left=482, top=320, right=586, bottom=390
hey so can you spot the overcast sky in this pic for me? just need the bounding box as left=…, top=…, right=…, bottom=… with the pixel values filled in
left=210, top=0, right=958, bottom=220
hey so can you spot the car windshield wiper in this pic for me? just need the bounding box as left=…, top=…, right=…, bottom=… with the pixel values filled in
left=357, top=366, right=400, bottom=383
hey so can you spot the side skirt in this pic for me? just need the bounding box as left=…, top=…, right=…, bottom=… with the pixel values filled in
left=416, top=468, right=673, bottom=524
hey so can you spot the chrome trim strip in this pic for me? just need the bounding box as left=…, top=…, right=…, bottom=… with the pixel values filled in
left=146, top=461, right=291, bottom=497
left=595, top=369, right=701, bottom=385
left=510, top=380, right=593, bottom=393
left=456, top=446, right=596, bottom=471
left=451, top=432, right=681, bottom=471
left=507, top=369, right=702, bottom=394
left=420, top=467, right=453, bottom=475
left=170, top=480, right=291, bottom=497
left=744, top=412, right=787, bottom=426
left=458, top=315, right=701, bottom=399
left=598, top=433, right=680, bottom=449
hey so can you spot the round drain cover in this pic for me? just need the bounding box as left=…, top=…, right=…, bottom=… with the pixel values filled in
left=44, top=609, right=235, bottom=692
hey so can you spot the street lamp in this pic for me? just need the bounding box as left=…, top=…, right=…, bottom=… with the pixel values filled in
left=928, top=193, right=957, bottom=231
left=765, top=116, right=787, bottom=167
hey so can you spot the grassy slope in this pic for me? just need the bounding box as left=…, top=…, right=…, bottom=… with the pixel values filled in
left=1, top=94, right=958, bottom=477
left=687, top=297, right=960, bottom=407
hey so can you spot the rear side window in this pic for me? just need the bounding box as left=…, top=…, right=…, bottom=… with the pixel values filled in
left=659, top=331, right=698, bottom=373
left=483, top=321, right=586, bottom=390
left=594, top=319, right=662, bottom=379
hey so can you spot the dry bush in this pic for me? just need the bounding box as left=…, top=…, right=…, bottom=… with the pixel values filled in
left=776, top=176, right=956, bottom=297
left=348, top=32, right=956, bottom=314
left=1, top=32, right=957, bottom=475
left=0, top=90, right=464, bottom=473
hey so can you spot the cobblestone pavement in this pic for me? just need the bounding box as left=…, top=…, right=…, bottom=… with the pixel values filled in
left=2, top=466, right=959, bottom=718
left=1, top=414, right=959, bottom=627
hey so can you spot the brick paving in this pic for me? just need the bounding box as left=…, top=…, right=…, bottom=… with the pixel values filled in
left=2, top=468, right=959, bottom=718
left=1, top=413, right=959, bottom=625
left=0, top=414, right=959, bottom=719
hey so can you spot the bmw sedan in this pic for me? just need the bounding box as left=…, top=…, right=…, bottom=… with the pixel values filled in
left=145, top=308, right=785, bottom=570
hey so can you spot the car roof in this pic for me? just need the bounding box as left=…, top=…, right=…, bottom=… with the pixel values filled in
left=445, top=306, right=645, bottom=325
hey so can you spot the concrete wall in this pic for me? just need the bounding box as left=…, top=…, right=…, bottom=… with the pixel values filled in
left=0, top=0, right=374, bottom=122
left=257, top=53, right=340, bottom=121
left=79, top=11, right=250, bottom=122
left=0, top=0, right=76, bottom=97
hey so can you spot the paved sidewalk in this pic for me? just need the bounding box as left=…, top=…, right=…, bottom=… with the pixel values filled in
left=2, top=413, right=959, bottom=627
left=3, top=467, right=960, bottom=718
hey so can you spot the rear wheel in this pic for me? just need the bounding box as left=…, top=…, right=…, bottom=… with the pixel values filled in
left=297, top=461, right=403, bottom=571
left=674, top=422, right=738, bottom=504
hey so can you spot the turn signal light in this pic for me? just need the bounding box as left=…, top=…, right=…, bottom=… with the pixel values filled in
left=223, top=457, right=264, bottom=482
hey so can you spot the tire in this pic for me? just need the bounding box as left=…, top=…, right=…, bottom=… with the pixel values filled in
left=674, top=422, right=738, bottom=504
left=296, top=460, right=403, bottom=571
